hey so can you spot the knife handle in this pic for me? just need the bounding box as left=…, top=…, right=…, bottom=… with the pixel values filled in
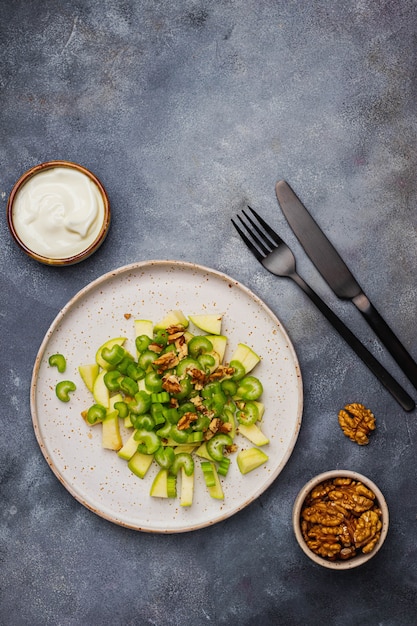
left=352, top=293, right=417, bottom=390
left=291, top=274, right=415, bottom=412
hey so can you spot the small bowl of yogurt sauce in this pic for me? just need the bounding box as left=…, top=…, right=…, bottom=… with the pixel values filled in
left=7, top=160, right=110, bottom=265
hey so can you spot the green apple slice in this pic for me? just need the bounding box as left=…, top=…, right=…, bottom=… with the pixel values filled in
left=93, top=370, right=110, bottom=407
left=253, top=401, right=265, bottom=420
left=127, top=450, right=154, bottom=478
left=102, top=411, right=122, bottom=451
left=150, top=469, right=177, bottom=498
left=118, top=430, right=139, bottom=460
left=124, top=415, right=134, bottom=429
left=237, top=448, right=268, bottom=474
left=207, top=462, right=224, bottom=500
left=183, top=330, right=194, bottom=343
left=238, top=423, right=269, bottom=446
left=205, top=335, right=227, bottom=362
left=173, top=444, right=199, bottom=455
left=195, top=441, right=212, bottom=461
left=154, top=310, right=189, bottom=331
left=189, top=314, right=222, bottom=335
left=230, top=343, right=260, bottom=374
left=78, top=363, right=99, bottom=393
left=180, top=467, right=194, bottom=507
left=134, top=319, right=153, bottom=338
left=109, top=392, right=123, bottom=411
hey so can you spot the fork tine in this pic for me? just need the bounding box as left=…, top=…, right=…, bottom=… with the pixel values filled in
left=241, top=207, right=277, bottom=252
left=231, top=217, right=264, bottom=262
left=246, top=206, right=282, bottom=247
left=237, top=214, right=273, bottom=257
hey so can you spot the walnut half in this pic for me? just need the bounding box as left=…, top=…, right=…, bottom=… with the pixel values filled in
left=338, top=403, right=376, bottom=445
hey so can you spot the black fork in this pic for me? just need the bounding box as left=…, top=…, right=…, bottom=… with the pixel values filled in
left=232, top=207, right=414, bottom=411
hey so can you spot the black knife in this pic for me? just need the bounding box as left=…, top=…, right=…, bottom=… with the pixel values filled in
left=275, top=180, right=417, bottom=391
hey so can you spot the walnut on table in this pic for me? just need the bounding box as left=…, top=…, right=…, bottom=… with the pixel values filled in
left=338, top=402, right=376, bottom=445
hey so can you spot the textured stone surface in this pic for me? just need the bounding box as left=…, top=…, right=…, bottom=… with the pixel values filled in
left=1, top=1, right=417, bottom=624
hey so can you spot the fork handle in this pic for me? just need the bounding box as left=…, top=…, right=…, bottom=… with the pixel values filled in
left=352, top=292, right=417, bottom=390
left=291, top=273, right=415, bottom=412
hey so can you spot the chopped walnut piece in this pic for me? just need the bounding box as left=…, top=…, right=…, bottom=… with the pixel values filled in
left=167, top=331, right=185, bottom=344
left=189, top=368, right=206, bottom=389
left=175, top=336, right=188, bottom=359
left=204, top=417, right=222, bottom=440
left=148, top=343, right=164, bottom=354
left=166, top=324, right=186, bottom=335
left=153, top=351, right=179, bottom=373
left=162, top=375, right=182, bottom=394
left=218, top=421, right=232, bottom=434
left=177, top=412, right=198, bottom=430
left=207, top=366, right=235, bottom=382
left=300, top=476, right=383, bottom=562
left=188, top=394, right=214, bottom=419
left=209, top=417, right=221, bottom=433
left=190, top=395, right=204, bottom=409
left=338, top=403, right=376, bottom=445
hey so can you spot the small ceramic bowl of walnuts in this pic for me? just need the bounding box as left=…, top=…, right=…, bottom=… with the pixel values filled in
left=292, top=470, right=389, bottom=569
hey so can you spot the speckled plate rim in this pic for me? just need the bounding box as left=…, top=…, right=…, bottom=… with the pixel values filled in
left=30, top=260, right=303, bottom=533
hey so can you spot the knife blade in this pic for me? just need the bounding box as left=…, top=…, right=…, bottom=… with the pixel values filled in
left=275, top=180, right=417, bottom=391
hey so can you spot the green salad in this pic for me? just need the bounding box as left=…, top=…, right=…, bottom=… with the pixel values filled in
left=73, top=310, right=269, bottom=507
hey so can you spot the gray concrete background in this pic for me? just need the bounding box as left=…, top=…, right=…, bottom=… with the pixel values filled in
left=1, top=1, right=417, bottom=624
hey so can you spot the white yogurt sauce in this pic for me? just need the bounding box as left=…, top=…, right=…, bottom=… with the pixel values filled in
left=12, top=166, right=106, bottom=259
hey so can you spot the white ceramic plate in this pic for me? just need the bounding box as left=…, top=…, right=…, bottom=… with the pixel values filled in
left=31, top=260, right=303, bottom=532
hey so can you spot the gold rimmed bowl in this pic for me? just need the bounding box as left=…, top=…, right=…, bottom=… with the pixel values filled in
left=7, top=160, right=110, bottom=266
